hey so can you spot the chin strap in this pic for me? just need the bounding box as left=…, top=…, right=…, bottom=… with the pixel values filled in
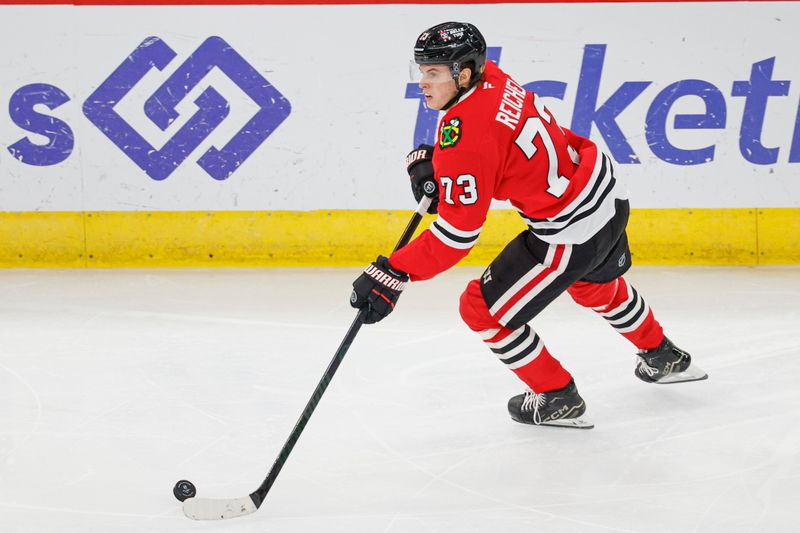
left=441, top=83, right=468, bottom=111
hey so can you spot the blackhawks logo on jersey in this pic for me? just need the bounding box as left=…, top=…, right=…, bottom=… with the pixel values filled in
left=439, top=117, right=462, bottom=149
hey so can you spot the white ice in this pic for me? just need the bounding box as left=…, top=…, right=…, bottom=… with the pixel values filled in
left=1, top=266, right=798, bottom=533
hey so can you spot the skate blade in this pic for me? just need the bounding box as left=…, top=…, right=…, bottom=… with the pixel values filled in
left=538, top=417, right=594, bottom=430
left=656, top=363, right=708, bottom=384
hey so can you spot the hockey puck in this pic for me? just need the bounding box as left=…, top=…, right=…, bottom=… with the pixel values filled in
left=173, top=479, right=196, bottom=502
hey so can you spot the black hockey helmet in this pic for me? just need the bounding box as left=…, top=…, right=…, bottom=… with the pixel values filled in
left=414, top=22, right=487, bottom=88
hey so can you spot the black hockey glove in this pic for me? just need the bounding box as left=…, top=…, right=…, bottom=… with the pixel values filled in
left=405, top=144, right=439, bottom=214
left=350, top=256, right=409, bottom=324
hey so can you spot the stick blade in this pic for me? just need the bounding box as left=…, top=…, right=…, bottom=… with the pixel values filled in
left=182, top=495, right=258, bottom=520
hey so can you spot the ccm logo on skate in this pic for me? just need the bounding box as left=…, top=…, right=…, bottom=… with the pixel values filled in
left=364, top=265, right=407, bottom=291
left=407, top=45, right=800, bottom=166
left=7, top=36, right=291, bottom=181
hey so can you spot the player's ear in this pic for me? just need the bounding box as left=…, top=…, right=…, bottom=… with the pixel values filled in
left=458, top=67, right=472, bottom=88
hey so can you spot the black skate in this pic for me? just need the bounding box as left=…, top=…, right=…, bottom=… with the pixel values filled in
left=635, top=336, right=708, bottom=384
left=508, top=379, right=593, bottom=429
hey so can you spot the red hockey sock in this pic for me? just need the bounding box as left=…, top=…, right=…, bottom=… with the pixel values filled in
left=460, top=279, right=572, bottom=393
left=568, top=277, right=664, bottom=350
left=510, top=342, right=572, bottom=393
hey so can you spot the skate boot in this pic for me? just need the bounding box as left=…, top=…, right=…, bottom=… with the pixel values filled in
left=508, top=379, right=593, bottom=429
left=635, top=336, right=708, bottom=384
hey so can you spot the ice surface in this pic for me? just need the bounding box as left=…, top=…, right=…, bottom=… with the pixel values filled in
left=1, top=266, right=798, bottom=532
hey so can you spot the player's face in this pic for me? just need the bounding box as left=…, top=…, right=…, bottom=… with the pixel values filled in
left=417, top=64, right=458, bottom=110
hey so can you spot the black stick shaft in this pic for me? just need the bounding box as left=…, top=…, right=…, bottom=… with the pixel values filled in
left=249, top=196, right=431, bottom=508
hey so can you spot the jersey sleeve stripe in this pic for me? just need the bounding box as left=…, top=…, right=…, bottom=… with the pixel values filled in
left=434, top=216, right=483, bottom=238
left=430, top=220, right=481, bottom=250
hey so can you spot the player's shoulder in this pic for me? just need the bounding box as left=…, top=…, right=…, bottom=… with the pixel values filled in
left=458, top=61, right=511, bottom=119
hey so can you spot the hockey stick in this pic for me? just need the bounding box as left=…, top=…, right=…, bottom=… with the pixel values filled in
left=180, top=195, right=433, bottom=521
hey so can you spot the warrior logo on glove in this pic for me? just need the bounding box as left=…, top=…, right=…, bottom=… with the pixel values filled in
left=351, top=256, right=409, bottom=324
left=364, top=263, right=407, bottom=291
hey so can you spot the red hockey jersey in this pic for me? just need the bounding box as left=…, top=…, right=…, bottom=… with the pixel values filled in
left=390, top=61, right=627, bottom=281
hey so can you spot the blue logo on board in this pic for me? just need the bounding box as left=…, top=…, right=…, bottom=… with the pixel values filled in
left=7, top=36, right=291, bottom=180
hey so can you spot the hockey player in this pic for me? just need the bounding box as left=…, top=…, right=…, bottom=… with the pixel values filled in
left=350, top=22, right=706, bottom=429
